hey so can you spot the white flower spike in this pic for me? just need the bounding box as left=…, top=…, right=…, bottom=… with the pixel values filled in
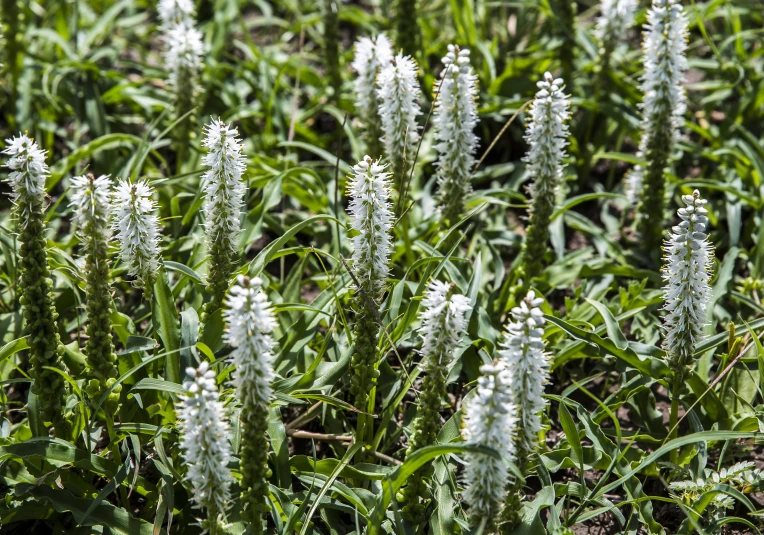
left=662, top=190, right=713, bottom=371
left=158, top=0, right=196, bottom=28
left=112, top=179, right=161, bottom=289
left=631, top=0, right=688, bottom=204
left=347, top=156, right=393, bottom=298
left=352, top=34, right=393, bottom=126
left=201, top=119, right=247, bottom=257
left=377, top=53, right=422, bottom=181
left=461, top=360, right=518, bottom=518
left=2, top=134, right=49, bottom=216
left=178, top=361, right=232, bottom=515
left=164, top=22, right=204, bottom=93
left=70, top=174, right=112, bottom=240
left=596, top=0, right=638, bottom=51
left=419, top=280, right=472, bottom=367
left=524, top=72, right=571, bottom=201
left=224, top=275, right=277, bottom=408
left=498, top=290, right=550, bottom=451
left=434, top=44, right=479, bottom=220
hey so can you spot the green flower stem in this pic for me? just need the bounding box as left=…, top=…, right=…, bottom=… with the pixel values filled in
left=16, top=189, right=70, bottom=436
left=635, top=118, right=673, bottom=257
left=324, top=0, right=341, bottom=99
left=516, top=182, right=555, bottom=291
left=200, top=238, right=235, bottom=330
left=240, top=398, right=271, bottom=532
left=351, top=303, right=380, bottom=449
left=554, top=0, right=576, bottom=94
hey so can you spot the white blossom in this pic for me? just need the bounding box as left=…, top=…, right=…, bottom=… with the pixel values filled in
left=596, top=0, right=638, bottom=51
left=377, top=53, right=422, bottom=177
left=461, top=360, right=518, bottom=518
left=201, top=119, right=247, bottom=257
left=662, top=190, right=713, bottom=367
left=352, top=34, right=393, bottom=125
left=631, top=0, right=688, bottom=204
left=418, top=280, right=471, bottom=368
left=624, top=154, right=644, bottom=204
left=224, top=276, right=277, bottom=409
left=347, top=156, right=393, bottom=298
left=69, top=174, right=112, bottom=240
left=111, top=179, right=161, bottom=289
left=163, top=22, right=203, bottom=93
left=498, top=291, right=550, bottom=451
left=177, top=361, right=232, bottom=515
left=523, top=72, right=571, bottom=201
left=158, top=0, right=195, bottom=28
left=434, top=44, right=479, bottom=210
left=2, top=134, right=49, bottom=219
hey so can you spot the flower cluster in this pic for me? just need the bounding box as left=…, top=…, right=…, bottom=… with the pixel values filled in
left=399, top=280, right=471, bottom=520
left=352, top=34, right=393, bottom=155
left=163, top=22, right=204, bottom=93
left=2, top=134, right=69, bottom=434
left=661, top=190, right=713, bottom=374
left=518, top=73, right=571, bottom=284
left=178, top=362, right=232, bottom=517
left=595, top=0, right=638, bottom=52
left=378, top=53, right=422, bottom=184
left=224, top=276, right=277, bottom=407
left=70, top=174, right=121, bottom=415
left=347, top=156, right=393, bottom=298
left=200, top=119, right=247, bottom=316
left=498, top=291, right=550, bottom=451
left=158, top=0, right=195, bottom=28
left=2, top=134, right=47, bottom=212
left=70, top=173, right=112, bottom=242
left=633, top=0, right=688, bottom=241
left=224, top=275, right=277, bottom=520
left=433, top=44, right=479, bottom=223
left=461, top=360, right=517, bottom=518
left=112, top=179, right=161, bottom=292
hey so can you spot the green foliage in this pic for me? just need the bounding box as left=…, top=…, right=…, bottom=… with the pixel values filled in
left=0, top=0, right=764, bottom=534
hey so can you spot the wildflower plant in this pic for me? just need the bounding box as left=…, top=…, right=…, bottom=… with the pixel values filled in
left=178, top=362, right=232, bottom=534
left=461, top=360, right=518, bottom=522
left=323, top=0, right=341, bottom=98
left=433, top=44, right=479, bottom=224
left=112, top=179, right=161, bottom=295
left=2, top=134, right=69, bottom=435
left=378, top=53, right=422, bottom=192
left=224, top=275, right=277, bottom=531
left=517, top=72, right=571, bottom=288
left=662, top=191, right=712, bottom=450
left=346, top=156, right=393, bottom=443
left=70, top=173, right=121, bottom=416
left=157, top=0, right=195, bottom=28
left=352, top=34, right=393, bottom=157
left=634, top=0, right=689, bottom=251
left=398, top=280, right=471, bottom=521
left=595, top=0, right=638, bottom=63
left=200, top=119, right=247, bottom=326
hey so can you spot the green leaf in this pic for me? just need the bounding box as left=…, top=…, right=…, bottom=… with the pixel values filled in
left=152, top=267, right=181, bottom=383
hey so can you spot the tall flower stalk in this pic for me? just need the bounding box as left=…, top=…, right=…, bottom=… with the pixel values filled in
left=224, top=275, right=277, bottom=532
left=70, top=174, right=121, bottom=416
left=346, top=156, right=393, bottom=444
left=517, top=73, right=571, bottom=289
left=662, top=191, right=712, bottom=459
left=497, top=291, right=550, bottom=524
left=552, top=0, right=576, bottom=93
left=634, top=0, right=689, bottom=253
left=499, top=291, right=550, bottom=456
left=178, top=362, right=232, bottom=535
left=398, top=280, right=471, bottom=522
left=378, top=54, right=422, bottom=195
left=461, top=360, right=518, bottom=523
left=595, top=0, right=638, bottom=70
left=112, top=179, right=161, bottom=297
left=434, top=45, right=479, bottom=225
left=352, top=34, right=393, bottom=158
left=200, top=120, right=247, bottom=327
left=162, top=13, right=203, bottom=168
left=2, top=134, right=69, bottom=435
